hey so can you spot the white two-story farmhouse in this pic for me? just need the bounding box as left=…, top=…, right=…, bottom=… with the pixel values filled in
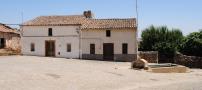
left=22, top=11, right=137, bottom=61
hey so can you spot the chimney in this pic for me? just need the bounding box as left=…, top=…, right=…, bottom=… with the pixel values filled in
left=83, top=10, right=93, bottom=18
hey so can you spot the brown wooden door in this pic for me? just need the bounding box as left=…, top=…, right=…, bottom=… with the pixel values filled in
left=45, top=41, right=55, bottom=57
left=103, top=43, right=114, bottom=60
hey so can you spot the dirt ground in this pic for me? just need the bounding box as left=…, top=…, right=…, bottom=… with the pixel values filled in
left=0, top=56, right=202, bottom=90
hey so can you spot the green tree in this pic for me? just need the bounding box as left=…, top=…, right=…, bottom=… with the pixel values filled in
left=179, top=30, right=202, bottom=57
left=139, top=25, right=184, bottom=62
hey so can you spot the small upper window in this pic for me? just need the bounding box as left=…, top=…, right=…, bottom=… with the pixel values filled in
left=48, top=28, right=53, bottom=36
left=106, top=30, right=111, bottom=37
left=31, top=43, right=35, bottom=52
left=67, top=44, right=71, bottom=52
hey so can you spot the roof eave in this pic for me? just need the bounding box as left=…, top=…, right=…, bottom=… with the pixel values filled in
left=81, top=27, right=136, bottom=30
left=21, top=24, right=82, bottom=26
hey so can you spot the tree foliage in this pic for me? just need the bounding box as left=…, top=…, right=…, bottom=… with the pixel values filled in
left=179, top=30, right=202, bottom=57
left=139, top=25, right=184, bottom=58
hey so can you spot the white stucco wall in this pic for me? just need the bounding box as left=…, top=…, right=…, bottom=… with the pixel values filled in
left=23, top=26, right=79, bottom=36
left=22, top=25, right=137, bottom=58
left=81, top=29, right=137, bottom=55
left=22, top=26, right=80, bottom=58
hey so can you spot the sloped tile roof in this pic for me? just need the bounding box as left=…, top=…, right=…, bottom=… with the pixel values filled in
left=23, top=15, right=86, bottom=26
left=23, top=15, right=136, bottom=29
left=0, top=24, right=19, bottom=34
left=82, top=18, right=136, bottom=29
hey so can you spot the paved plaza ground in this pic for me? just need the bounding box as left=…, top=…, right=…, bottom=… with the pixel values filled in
left=0, top=56, right=202, bottom=90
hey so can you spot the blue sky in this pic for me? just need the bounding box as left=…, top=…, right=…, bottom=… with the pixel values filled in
left=0, top=0, right=202, bottom=36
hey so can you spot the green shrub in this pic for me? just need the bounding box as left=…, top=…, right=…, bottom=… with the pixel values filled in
left=139, top=25, right=184, bottom=61
left=179, top=30, right=202, bottom=57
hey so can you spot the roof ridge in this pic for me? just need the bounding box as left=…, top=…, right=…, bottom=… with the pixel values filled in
left=0, top=24, right=13, bottom=30
left=38, top=15, right=84, bottom=17
left=0, top=24, right=19, bottom=34
left=92, top=18, right=135, bottom=20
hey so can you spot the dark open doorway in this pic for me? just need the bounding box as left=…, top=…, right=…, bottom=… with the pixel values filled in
left=103, top=43, right=114, bottom=60
left=0, top=38, right=5, bottom=49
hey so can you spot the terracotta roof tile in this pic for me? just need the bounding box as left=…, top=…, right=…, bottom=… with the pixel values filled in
left=23, top=15, right=136, bottom=29
left=0, top=24, right=19, bottom=34
left=23, top=15, right=86, bottom=26
left=82, top=18, right=136, bottom=29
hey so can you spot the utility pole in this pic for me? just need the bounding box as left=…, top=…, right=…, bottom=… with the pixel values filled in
left=136, top=0, right=139, bottom=28
left=136, top=0, right=139, bottom=61
left=21, top=12, right=24, bottom=36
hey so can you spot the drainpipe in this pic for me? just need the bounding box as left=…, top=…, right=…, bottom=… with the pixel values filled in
left=78, top=26, right=82, bottom=59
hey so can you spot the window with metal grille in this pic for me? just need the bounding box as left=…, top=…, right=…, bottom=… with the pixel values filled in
left=122, top=43, right=128, bottom=54
left=31, top=43, right=35, bottom=52
left=67, top=44, right=71, bottom=52
left=90, top=44, right=95, bottom=54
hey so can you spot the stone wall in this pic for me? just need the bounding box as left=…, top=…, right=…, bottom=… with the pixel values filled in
left=174, top=53, right=202, bottom=68
left=7, top=34, right=21, bottom=51
left=114, top=54, right=136, bottom=62
left=139, top=51, right=158, bottom=63
left=0, top=32, right=21, bottom=51
left=82, top=54, right=137, bottom=62
left=82, top=54, right=103, bottom=60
